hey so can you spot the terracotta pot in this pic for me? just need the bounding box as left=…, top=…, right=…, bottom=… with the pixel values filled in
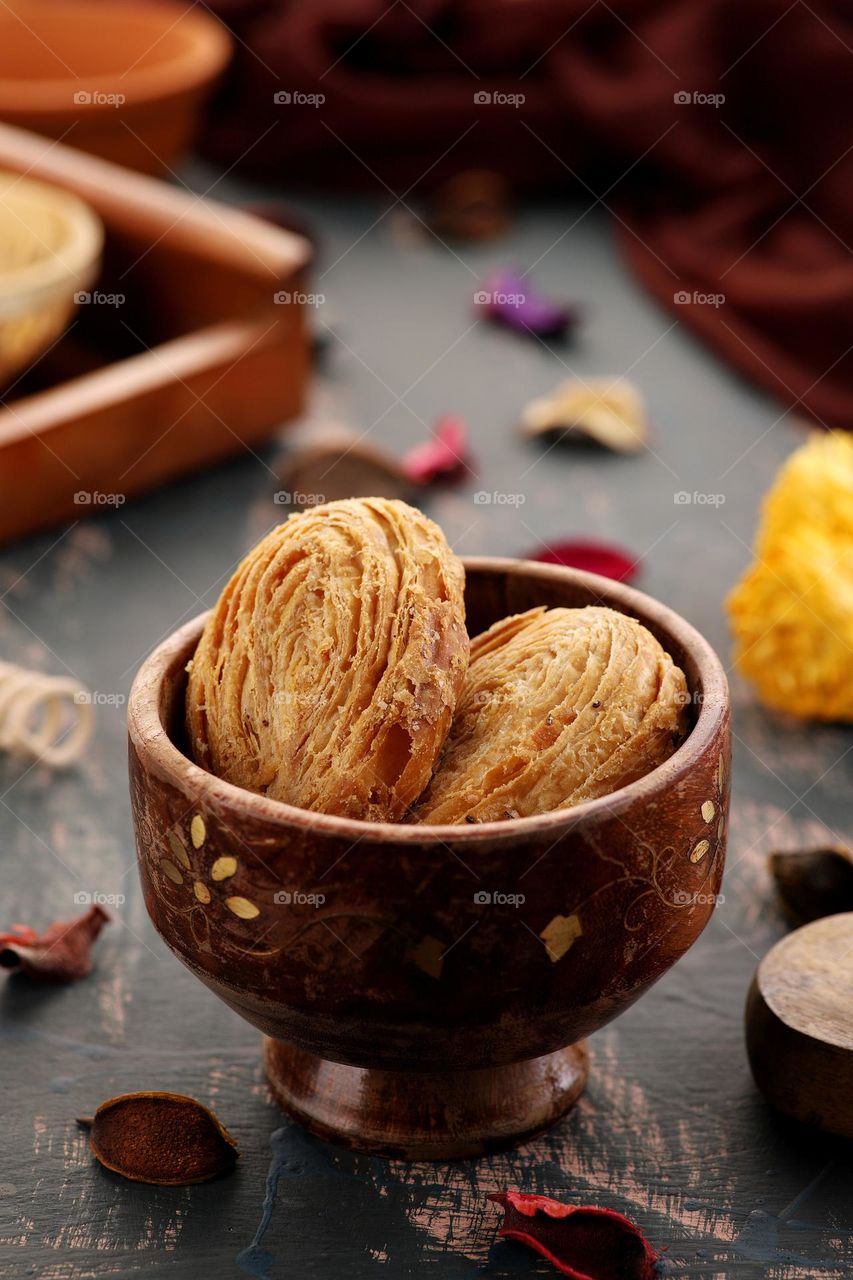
left=128, top=559, right=731, bottom=1158
left=0, top=0, right=231, bottom=175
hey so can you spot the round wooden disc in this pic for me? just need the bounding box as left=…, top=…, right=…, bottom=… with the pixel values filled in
left=746, top=912, right=853, bottom=1138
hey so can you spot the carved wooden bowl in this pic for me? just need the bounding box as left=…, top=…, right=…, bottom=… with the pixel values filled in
left=128, top=558, right=730, bottom=1159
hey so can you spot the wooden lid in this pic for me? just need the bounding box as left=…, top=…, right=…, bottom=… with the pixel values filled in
left=746, top=913, right=853, bottom=1137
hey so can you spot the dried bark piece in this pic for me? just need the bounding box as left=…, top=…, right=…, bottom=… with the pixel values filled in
left=79, top=1092, right=238, bottom=1185
left=413, top=606, right=688, bottom=824
left=427, top=170, right=510, bottom=242
left=529, top=540, right=639, bottom=584
left=521, top=379, right=648, bottom=452
left=0, top=660, right=94, bottom=767
left=187, top=497, right=469, bottom=821
left=769, top=846, right=853, bottom=923
left=490, top=1191, right=658, bottom=1280
left=401, top=415, right=469, bottom=483
left=278, top=431, right=416, bottom=505
left=0, top=905, right=109, bottom=981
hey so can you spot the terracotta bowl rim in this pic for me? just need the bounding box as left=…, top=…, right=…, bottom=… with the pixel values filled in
left=128, top=557, right=729, bottom=844
left=0, top=0, right=231, bottom=114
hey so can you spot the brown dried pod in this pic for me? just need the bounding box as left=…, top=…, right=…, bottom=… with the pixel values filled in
left=79, top=1092, right=238, bottom=1185
left=769, top=846, right=853, bottom=923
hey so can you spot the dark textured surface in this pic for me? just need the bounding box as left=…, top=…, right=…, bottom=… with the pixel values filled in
left=0, top=174, right=851, bottom=1277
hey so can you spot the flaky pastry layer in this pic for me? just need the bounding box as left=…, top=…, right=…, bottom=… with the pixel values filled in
left=412, top=605, right=689, bottom=823
left=186, top=497, right=468, bottom=821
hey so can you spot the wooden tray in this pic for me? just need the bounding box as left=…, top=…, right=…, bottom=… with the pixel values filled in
left=0, top=124, right=311, bottom=545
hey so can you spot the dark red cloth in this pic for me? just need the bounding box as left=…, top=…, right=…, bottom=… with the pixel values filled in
left=203, top=0, right=853, bottom=426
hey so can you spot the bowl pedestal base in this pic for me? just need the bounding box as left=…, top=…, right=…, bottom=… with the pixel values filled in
left=263, top=1037, right=589, bottom=1160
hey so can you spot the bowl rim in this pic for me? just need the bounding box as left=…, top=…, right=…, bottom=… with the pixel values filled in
left=0, top=171, right=104, bottom=315
left=0, top=0, right=231, bottom=114
left=128, top=557, right=729, bottom=844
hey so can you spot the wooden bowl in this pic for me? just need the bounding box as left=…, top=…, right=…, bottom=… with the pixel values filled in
left=128, top=559, right=731, bottom=1158
left=0, top=170, right=102, bottom=384
left=0, top=0, right=231, bottom=175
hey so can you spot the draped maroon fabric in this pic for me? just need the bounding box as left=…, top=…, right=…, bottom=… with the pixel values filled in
left=202, top=0, right=853, bottom=426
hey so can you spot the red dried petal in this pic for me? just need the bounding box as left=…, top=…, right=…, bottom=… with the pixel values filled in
left=490, top=1192, right=658, bottom=1280
left=0, top=905, right=110, bottom=981
left=528, top=540, right=639, bottom=583
left=401, top=415, right=469, bottom=483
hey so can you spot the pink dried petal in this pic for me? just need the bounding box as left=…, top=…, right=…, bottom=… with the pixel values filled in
left=401, top=415, right=469, bottom=483
left=490, top=1192, right=658, bottom=1280
left=0, top=905, right=110, bottom=981
left=528, top=540, right=639, bottom=583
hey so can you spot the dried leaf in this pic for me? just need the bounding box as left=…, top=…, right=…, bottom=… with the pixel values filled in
left=80, top=1092, right=239, bottom=1185
left=0, top=905, right=109, bottom=981
left=427, top=170, right=510, bottom=242
left=521, top=379, right=648, bottom=452
left=401, top=415, right=469, bottom=483
left=527, top=541, right=639, bottom=584
left=769, top=846, right=853, bottom=923
left=490, top=1191, right=658, bottom=1280
left=476, top=269, right=578, bottom=338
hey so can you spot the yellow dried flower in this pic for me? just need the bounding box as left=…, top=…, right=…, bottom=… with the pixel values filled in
left=727, top=431, right=853, bottom=722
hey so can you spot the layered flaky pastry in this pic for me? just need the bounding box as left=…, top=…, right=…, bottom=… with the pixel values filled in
left=413, top=606, right=688, bottom=823
left=186, top=498, right=468, bottom=821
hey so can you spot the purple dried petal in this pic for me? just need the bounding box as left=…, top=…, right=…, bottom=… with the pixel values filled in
left=476, top=269, right=578, bottom=337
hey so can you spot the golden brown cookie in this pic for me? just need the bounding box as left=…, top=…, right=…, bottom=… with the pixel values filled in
left=186, top=498, right=468, bottom=821
left=413, top=605, right=688, bottom=824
